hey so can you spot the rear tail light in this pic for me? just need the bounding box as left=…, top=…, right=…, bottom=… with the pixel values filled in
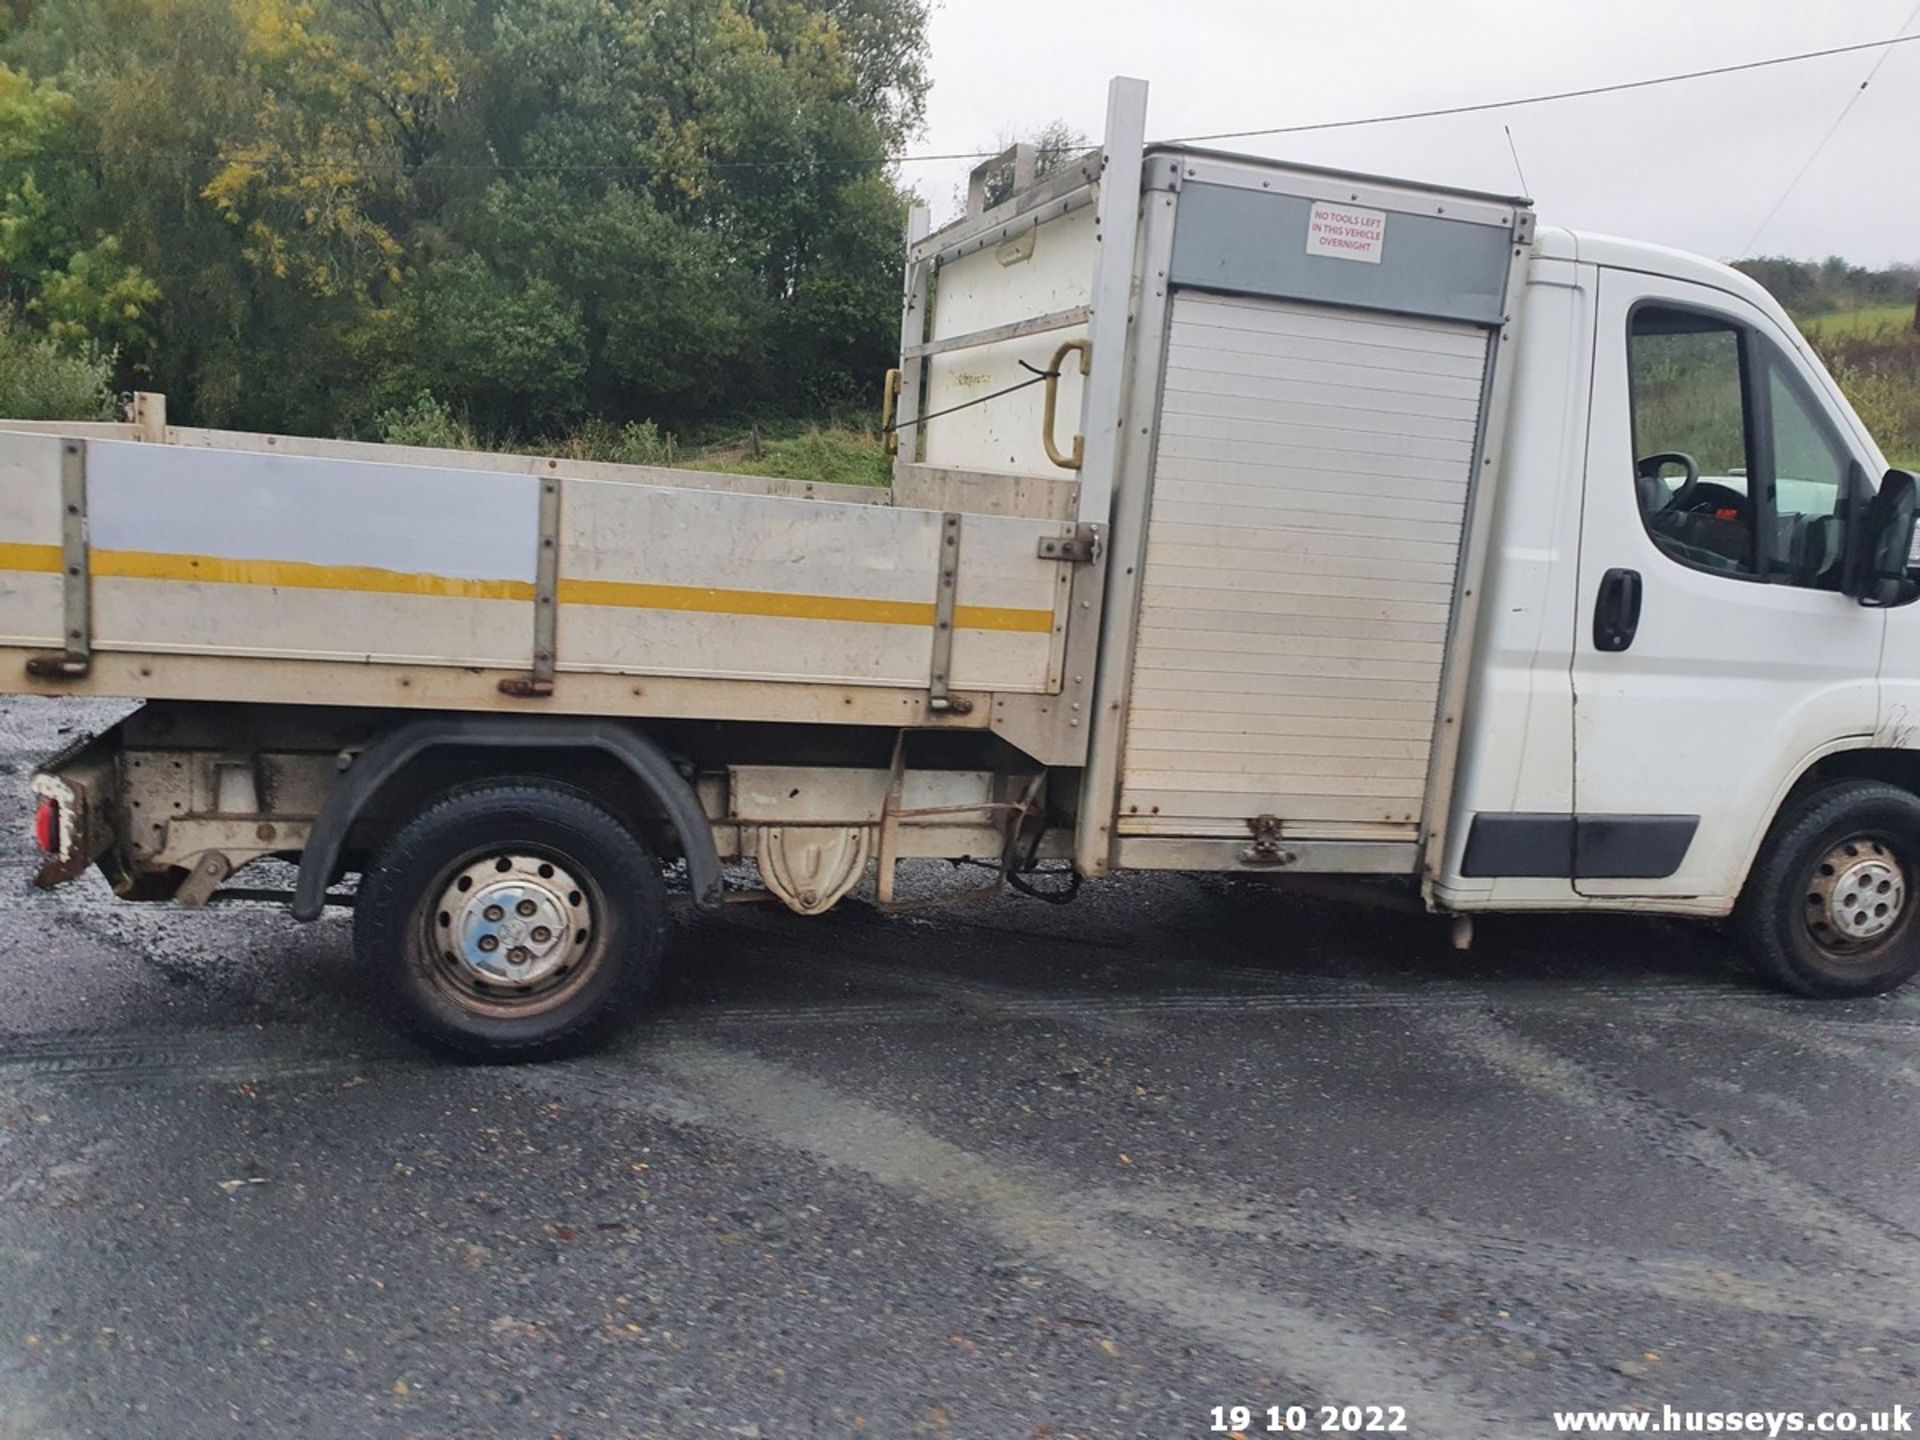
left=33, top=797, right=58, bottom=855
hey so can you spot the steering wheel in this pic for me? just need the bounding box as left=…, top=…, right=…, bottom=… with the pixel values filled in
left=1637, top=451, right=1701, bottom=513
left=1658, top=536, right=1747, bottom=573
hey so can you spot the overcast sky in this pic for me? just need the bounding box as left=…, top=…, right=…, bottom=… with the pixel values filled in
left=905, top=0, right=1918, bottom=266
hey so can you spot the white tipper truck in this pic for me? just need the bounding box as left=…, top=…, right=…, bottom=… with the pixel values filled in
left=7, top=78, right=1919, bottom=1059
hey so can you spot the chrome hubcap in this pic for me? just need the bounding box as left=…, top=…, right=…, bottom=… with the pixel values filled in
left=436, top=854, right=592, bottom=990
left=1808, top=838, right=1906, bottom=946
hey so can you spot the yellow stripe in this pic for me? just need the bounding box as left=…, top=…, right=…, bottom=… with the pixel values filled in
left=557, top=577, right=1052, bottom=634
left=0, top=543, right=60, bottom=574
left=0, top=544, right=1055, bottom=634
left=96, top=550, right=536, bottom=602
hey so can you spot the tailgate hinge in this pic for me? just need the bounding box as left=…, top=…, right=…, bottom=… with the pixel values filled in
left=1037, top=523, right=1100, bottom=565
left=927, top=511, right=973, bottom=716
left=500, top=470, right=562, bottom=698
left=26, top=440, right=91, bottom=681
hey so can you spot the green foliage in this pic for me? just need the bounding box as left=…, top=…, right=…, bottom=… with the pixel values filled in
left=374, top=390, right=474, bottom=450
left=685, top=424, right=889, bottom=485
left=1829, top=361, right=1919, bottom=469
left=1738, top=256, right=1919, bottom=318
left=1, top=0, right=929, bottom=439
left=0, top=60, right=70, bottom=163
left=1, top=61, right=161, bottom=352
left=368, top=392, right=886, bottom=488
left=355, top=254, right=589, bottom=432
left=0, top=314, right=116, bottom=419
left=1746, top=261, right=1920, bottom=471
left=1804, top=325, right=1920, bottom=472
left=1801, top=306, right=1914, bottom=340
left=34, top=235, right=161, bottom=348
left=551, top=418, right=673, bottom=468
left=1630, top=327, right=1749, bottom=476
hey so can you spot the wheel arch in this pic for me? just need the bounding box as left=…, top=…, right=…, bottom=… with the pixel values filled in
left=292, top=716, right=722, bottom=921
left=1737, top=742, right=1920, bottom=897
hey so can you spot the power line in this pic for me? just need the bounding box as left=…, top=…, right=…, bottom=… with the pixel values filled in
left=1167, top=30, right=1920, bottom=145
left=17, top=30, right=1920, bottom=178
left=1739, top=4, right=1920, bottom=255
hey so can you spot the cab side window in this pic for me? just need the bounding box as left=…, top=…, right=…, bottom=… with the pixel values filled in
left=1761, top=354, right=1850, bottom=591
left=1627, top=309, right=1759, bottom=577
left=1627, top=305, right=1855, bottom=591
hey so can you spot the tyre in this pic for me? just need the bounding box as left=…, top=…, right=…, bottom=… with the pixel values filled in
left=1736, top=779, right=1920, bottom=998
left=354, top=780, right=666, bottom=1060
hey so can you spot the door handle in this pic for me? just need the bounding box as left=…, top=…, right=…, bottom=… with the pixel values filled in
left=1593, top=567, right=1643, bottom=653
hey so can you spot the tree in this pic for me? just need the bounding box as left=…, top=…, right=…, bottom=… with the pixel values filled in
left=0, top=61, right=161, bottom=357
left=1737, top=255, right=1920, bottom=317
left=2, top=0, right=929, bottom=435
left=202, top=0, right=474, bottom=297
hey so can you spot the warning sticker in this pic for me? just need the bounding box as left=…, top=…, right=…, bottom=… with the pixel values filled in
left=1306, top=202, right=1387, bottom=264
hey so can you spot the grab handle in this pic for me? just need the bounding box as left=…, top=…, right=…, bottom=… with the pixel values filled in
left=881, top=368, right=903, bottom=457
left=1042, top=340, right=1091, bottom=472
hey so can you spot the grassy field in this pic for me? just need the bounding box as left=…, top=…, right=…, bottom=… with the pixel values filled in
left=1798, top=311, right=1920, bottom=470
left=370, top=395, right=893, bottom=487
left=1801, top=305, right=1915, bottom=340
left=683, top=425, right=891, bottom=487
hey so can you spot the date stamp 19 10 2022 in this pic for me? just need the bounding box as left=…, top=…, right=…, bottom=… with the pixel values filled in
left=1210, top=1403, right=1410, bottom=1435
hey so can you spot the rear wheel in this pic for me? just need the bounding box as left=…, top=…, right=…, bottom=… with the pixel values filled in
left=1737, top=780, right=1920, bottom=998
left=355, top=780, right=666, bottom=1060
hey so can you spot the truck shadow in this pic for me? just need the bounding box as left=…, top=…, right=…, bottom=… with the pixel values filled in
left=659, top=869, right=1758, bottom=1023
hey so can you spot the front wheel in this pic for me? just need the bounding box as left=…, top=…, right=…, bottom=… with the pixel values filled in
left=1737, top=779, right=1920, bottom=998
left=355, top=780, right=667, bottom=1060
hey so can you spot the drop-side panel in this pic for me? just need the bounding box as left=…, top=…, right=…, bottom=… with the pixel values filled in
left=0, top=430, right=1067, bottom=695
left=1118, top=291, right=1489, bottom=839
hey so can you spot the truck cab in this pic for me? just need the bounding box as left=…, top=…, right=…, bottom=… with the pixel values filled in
left=1442, top=228, right=1920, bottom=992
left=1444, top=230, right=1901, bottom=887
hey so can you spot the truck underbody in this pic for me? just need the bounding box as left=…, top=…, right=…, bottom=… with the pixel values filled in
left=31, top=701, right=1071, bottom=917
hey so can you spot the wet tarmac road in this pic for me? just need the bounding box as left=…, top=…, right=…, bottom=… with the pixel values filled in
left=1, top=697, right=1918, bottom=1439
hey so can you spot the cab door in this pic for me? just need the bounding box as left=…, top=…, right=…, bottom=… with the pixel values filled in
left=1570, top=269, right=1884, bottom=899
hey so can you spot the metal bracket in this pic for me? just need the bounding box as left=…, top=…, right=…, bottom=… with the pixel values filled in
left=500, top=471, right=562, bottom=698
left=927, top=512, right=973, bottom=716
left=26, top=441, right=91, bottom=680
left=130, top=391, right=167, bottom=443
left=1037, top=523, right=1101, bottom=564
left=967, top=143, right=1037, bottom=217
left=1240, top=815, right=1299, bottom=869
left=874, top=769, right=1047, bottom=915
left=174, top=851, right=234, bottom=909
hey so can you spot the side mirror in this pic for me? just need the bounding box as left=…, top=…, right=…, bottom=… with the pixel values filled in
left=1844, top=468, right=1920, bottom=608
